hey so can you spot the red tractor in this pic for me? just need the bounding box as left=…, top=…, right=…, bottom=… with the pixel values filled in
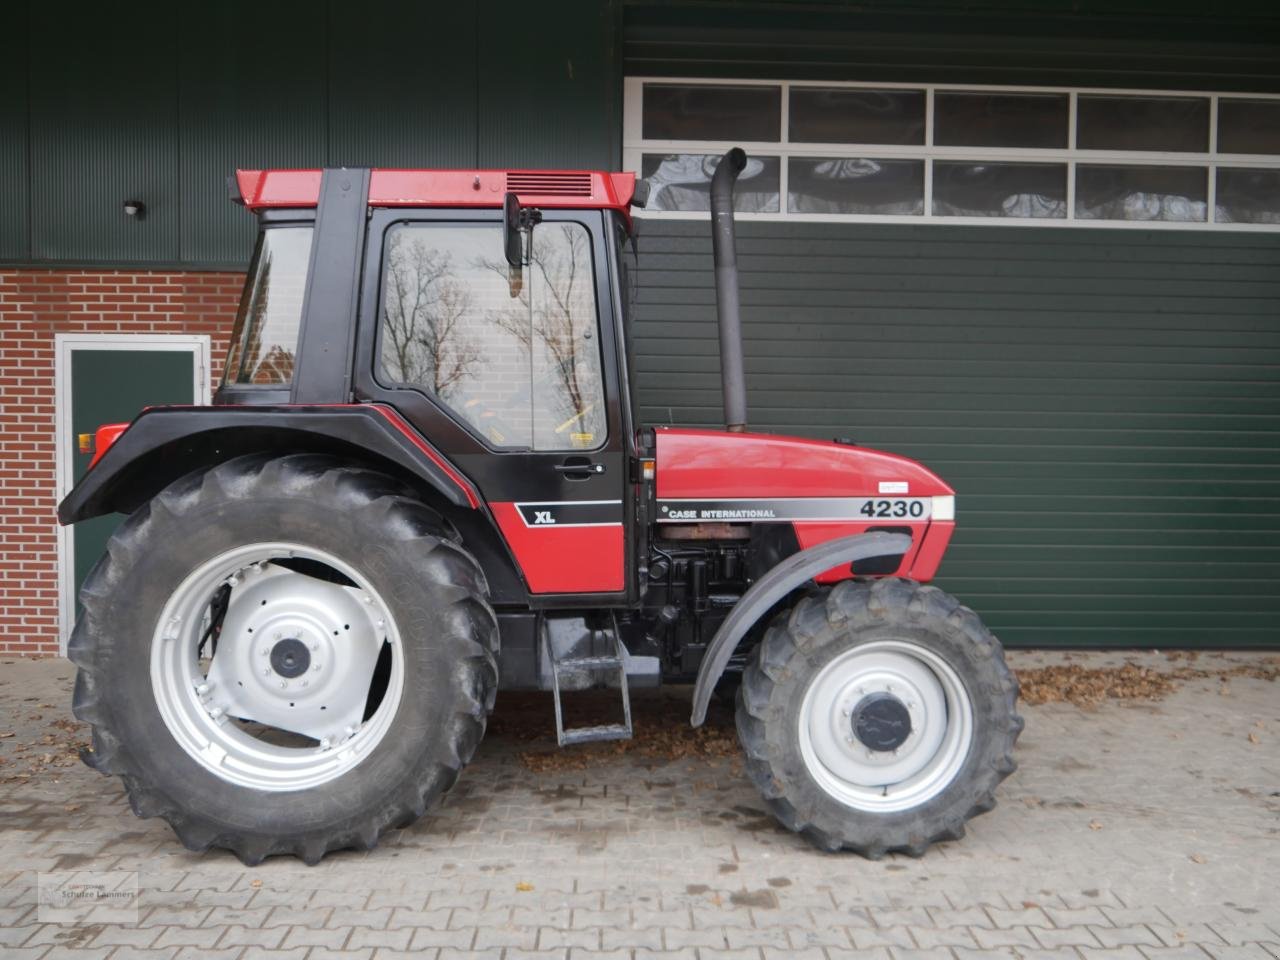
left=60, top=149, right=1021, bottom=864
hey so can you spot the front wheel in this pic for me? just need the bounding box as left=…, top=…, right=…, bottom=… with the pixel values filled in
left=735, top=577, right=1022, bottom=857
left=70, top=454, right=498, bottom=864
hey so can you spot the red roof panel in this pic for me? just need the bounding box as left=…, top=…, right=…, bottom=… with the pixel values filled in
left=235, top=168, right=636, bottom=219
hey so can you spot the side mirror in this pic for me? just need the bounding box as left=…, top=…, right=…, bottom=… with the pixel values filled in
left=503, top=192, right=523, bottom=267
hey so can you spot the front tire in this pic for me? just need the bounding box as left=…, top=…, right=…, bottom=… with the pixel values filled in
left=70, top=454, right=498, bottom=864
left=735, top=577, right=1021, bottom=857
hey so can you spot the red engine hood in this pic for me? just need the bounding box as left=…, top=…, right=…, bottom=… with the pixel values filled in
left=654, top=427, right=952, bottom=499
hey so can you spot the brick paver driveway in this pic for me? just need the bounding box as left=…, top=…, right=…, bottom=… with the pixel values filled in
left=1, top=651, right=1277, bottom=959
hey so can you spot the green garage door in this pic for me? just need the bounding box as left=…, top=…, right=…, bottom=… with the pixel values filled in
left=630, top=221, right=1280, bottom=648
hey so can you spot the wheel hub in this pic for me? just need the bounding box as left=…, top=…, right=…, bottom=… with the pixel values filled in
left=151, top=542, right=406, bottom=793
left=851, top=692, right=912, bottom=752
left=201, top=561, right=389, bottom=747
left=798, top=641, right=975, bottom=813
left=269, top=637, right=311, bottom=678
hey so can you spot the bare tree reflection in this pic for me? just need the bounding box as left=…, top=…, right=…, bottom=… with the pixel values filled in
left=383, top=234, right=480, bottom=396
left=481, top=224, right=599, bottom=436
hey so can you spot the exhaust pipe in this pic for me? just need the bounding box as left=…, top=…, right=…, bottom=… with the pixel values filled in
left=710, top=148, right=748, bottom=433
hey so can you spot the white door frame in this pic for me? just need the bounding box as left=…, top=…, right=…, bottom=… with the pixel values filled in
left=54, top=333, right=211, bottom=652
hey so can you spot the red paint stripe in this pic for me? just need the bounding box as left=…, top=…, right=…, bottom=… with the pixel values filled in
left=369, top=405, right=480, bottom=509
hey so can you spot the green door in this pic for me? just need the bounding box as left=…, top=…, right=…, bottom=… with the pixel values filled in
left=67, top=346, right=199, bottom=618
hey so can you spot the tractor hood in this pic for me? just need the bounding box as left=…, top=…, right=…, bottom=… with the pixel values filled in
left=653, top=427, right=953, bottom=501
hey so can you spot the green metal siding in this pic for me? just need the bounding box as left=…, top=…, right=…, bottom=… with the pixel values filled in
left=29, top=1, right=179, bottom=262
left=629, top=219, right=1280, bottom=647
left=478, top=0, right=619, bottom=168
left=0, top=3, right=27, bottom=261
left=623, top=2, right=1280, bottom=91
left=327, top=4, right=477, bottom=168
left=4, top=0, right=619, bottom=268
left=179, top=2, right=327, bottom=264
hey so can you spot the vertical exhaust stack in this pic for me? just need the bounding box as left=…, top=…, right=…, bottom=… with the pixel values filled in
left=710, top=148, right=749, bottom=433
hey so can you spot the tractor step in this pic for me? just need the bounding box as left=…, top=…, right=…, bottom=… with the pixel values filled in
left=544, top=616, right=633, bottom=747
left=558, top=723, right=632, bottom=746
left=556, top=655, right=624, bottom=671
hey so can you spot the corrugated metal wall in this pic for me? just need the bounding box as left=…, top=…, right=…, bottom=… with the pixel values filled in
left=623, top=1, right=1280, bottom=91
left=1, top=0, right=620, bottom=268
left=629, top=219, right=1280, bottom=648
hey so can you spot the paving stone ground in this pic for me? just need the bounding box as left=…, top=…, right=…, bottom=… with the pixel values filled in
left=0, top=650, right=1277, bottom=959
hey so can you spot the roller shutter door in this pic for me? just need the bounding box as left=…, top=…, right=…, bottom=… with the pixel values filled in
left=630, top=220, right=1280, bottom=647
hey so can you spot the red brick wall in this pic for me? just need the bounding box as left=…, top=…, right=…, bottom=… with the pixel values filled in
left=0, top=269, right=245, bottom=655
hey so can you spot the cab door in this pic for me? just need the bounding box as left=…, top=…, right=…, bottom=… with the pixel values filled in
left=359, top=210, right=628, bottom=597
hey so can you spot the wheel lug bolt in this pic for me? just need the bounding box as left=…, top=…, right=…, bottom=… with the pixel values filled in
left=279, top=681, right=288, bottom=689
left=301, top=680, right=309, bottom=688
left=195, top=683, right=210, bottom=696
left=209, top=706, right=224, bottom=719
left=310, top=642, right=319, bottom=652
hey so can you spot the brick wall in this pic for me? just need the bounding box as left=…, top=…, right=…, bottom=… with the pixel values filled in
left=0, top=269, right=244, bottom=655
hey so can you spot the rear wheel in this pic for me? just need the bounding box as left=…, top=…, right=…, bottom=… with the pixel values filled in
left=70, top=454, right=498, bottom=864
left=736, top=577, right=1021, bottom=857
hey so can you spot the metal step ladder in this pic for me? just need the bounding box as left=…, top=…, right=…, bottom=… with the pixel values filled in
left=544, top=615, right=633, bottom=747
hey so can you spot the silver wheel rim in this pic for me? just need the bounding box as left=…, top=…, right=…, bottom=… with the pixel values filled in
left=151, top=542, right=404, bottom=792
left=798, top=639, right=974, bottom=813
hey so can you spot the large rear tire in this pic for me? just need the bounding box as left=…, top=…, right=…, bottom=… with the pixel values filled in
left=735, top=577, right=1021, bottom=857
left=70, top=453, right=498, bottom=864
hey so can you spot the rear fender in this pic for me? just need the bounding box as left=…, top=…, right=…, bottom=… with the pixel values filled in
left=57, top=403, right=480, bottom=522
left=690, top=530, right=912, bottom=726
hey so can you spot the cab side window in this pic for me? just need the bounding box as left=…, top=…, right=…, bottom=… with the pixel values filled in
left=379, top=222, right=606, bottom=451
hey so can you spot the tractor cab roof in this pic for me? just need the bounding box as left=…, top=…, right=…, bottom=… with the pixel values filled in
left=232, top=168, right=637, bottom=221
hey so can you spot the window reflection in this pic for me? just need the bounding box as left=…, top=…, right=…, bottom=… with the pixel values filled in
left=1076, top=165, right=1207, bottom=222
left=1217, top=100, right=1280, bottom=155
left=641, top=153, right=780, bottom=212
left=933, top=162, right=1066, bottom=218
left=226, top=226, right=312, bottom=386
left=789, top=88, right=925, bottom=145
left=1215, top=168, right=1280, bottom=224
left=380, top=223, right=606, bottom=450
left=1077, top=96, right=1208, bottom=153
left=643, top=84, right=781, bottom=142
left=789, top=158, right=923, bottom=215
left=934, top=92, right=1068, bottom=149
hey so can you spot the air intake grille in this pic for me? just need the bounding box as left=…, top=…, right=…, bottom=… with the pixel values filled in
left=506, top=172, right=594, bottom=196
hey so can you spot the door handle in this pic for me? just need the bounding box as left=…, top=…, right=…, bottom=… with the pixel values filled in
left=554, top=460, right=605, bottom=476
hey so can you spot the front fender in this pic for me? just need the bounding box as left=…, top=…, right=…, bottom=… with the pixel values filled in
left=690, top=530, right=913, bottom=726
left=57, top=403, right=480, bottom=524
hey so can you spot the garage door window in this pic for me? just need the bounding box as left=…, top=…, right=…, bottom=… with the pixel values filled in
left=624, top=79, right=1280, bottom=230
